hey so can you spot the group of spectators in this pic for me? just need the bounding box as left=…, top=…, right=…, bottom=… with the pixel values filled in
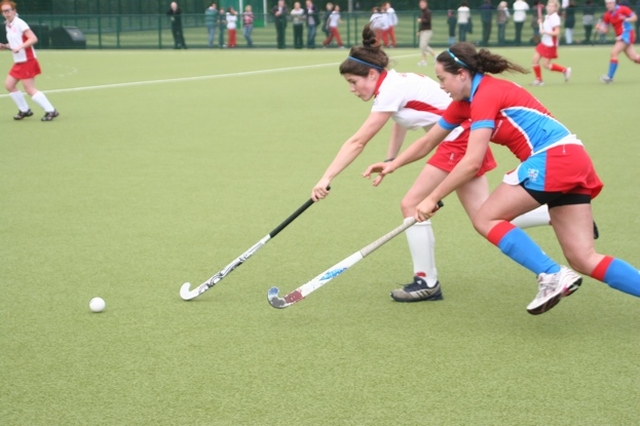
left=164, top=0, right=640, bottom=49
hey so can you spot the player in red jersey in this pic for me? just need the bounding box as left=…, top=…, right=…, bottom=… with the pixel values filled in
left=598, top=0, right=639, bottom=83
left=367, top=42, right=640, bottom=315
left=0, top=1, right=58, bottom=121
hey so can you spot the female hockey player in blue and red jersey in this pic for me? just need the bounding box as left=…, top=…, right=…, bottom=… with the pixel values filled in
left=366, top=42, right=640, bottom=315
left=598, top=0, right=639, bottom=83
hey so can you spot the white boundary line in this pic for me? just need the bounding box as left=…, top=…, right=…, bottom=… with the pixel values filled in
left=0, top=54, right=419, bottom=98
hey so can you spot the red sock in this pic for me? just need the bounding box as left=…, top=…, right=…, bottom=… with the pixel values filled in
left=533, top=65, right=542, bottom=80
left=549, top=63, right=566, bottom=73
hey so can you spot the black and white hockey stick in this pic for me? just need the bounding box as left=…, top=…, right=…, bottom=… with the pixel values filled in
left=180, top=194, right=321, bottom=301
left=267, top=201, right=443, bottom=308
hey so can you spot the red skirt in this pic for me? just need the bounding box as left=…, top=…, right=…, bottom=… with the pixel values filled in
left=427, top=127, right=497, bottom=177
left=535, top=43, right=558, bottom=59
left=9, top=58, right=41, bottom=80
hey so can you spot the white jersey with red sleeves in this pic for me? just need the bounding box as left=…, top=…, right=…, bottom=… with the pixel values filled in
left=540, top=12, right=560, bottom=47
left=6, top=16, right=36, bottom=63
left=371, top=69, right=452, bottom=130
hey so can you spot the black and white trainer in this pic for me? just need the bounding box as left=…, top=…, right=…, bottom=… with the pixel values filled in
left=390, top=275, right=443, bottom=303
left=14, top=109, right=33, bottom=120
left=41, top=110, right=59, bottom=121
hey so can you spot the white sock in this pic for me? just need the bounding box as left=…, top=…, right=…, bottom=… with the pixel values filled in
left=10, top=91, right=30, bottom=111
left=405, top=218, right=438, bottom=286
left=510, top=205, right=551, bottom=228
left=31, top=91, right=55, bottom=112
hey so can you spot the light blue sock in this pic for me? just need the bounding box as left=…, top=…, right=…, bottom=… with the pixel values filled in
left=602, top=259, right=640, bottom=297
left=608, top=61, right=618, bottom=79
left=497, top=228, right=560, bottom=275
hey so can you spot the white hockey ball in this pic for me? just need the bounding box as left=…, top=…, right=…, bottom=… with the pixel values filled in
left=89, top=297, right=106, bottom=313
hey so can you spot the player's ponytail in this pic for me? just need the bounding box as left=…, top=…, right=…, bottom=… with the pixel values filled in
left=437, top=42, right=529, bottom=76
left=339, top=23, right=389, bottom=76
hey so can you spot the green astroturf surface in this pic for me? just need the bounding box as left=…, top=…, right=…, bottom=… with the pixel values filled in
left=1, top=47, right=639, bottom=425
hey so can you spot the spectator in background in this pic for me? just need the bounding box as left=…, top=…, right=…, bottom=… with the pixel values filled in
left=225, top=6, right=238, bottom=48
left=322, top=2, right=334, bottom=39
left=305, top=0, right=320, bottom=48
left=322, top=4, right=344, bottom=47
left=513, top=0, right=529, bottom=45
left=563, top=0, right=576, bottom=44
left=496, top=1, right=510, bottom=45
left=595, top=14, right=607, bottom=43
left=582, top=0, right=595, bottom=44
left=377, top=5, right=391, bottom=47
left=272, top=0, right=288, bottom=49
left=292, top=2, right=305, bottom=48
left=635, top=0, right=640, bottom=41
left=370, top=6, right=388, bottom=46
left=417, top=0, right=435, bottom=65
left=167, top=2, right=187, bottom=49
left=457, top=1, right=471, bottom=42
left=384, top=2, right=398, bottom=47
left=243, top=5, right=254, bottom=47
left=479, top=0, right=495, bottom=46
left=218, top=7, right=226, bottom=47
left=205, top=3, right=219, bottom=48
left=1, top=0, right=58, bottom=121
left=531, top=0, right=541, bottom=44
left=447, top=9, right=457, bottom=45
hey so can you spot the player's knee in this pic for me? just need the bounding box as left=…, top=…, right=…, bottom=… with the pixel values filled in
left=400, top=197, right=415, bottom=217
left=564, top=253, right=596, bottom=275
left=470, top=215, right=491, bottom=237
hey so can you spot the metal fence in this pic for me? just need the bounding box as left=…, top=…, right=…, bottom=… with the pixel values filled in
left=13, top=8, right=613, bottom=50
left=18, top=1, right=497, bottom=15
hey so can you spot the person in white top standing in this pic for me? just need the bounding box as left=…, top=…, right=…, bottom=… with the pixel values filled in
left=310, top=23, right=554, bottom=303
left=225, top=7, right=238, bottom=48
left=1, top=1, right=58, bottom=121
left=322, top=4, right=344, bottom=47
left=457, top=1, right=471, bottom=41
left=531, top=0, right=571, bottom=85
left=383, top=2, right=398, bottom=47
left=512, top=0, right=530, bottom=45
left=370, top=6, right=390, bottom=47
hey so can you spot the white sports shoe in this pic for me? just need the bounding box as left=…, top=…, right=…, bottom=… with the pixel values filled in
left=417, top=60, right=428, bottom=66
left=599, top=75, right=613, bottom=84
left=530, top=79, right=544, bottom=86
left=564, top=67, right=572, bottom=82
left=526, top=266, right=582, bottom=315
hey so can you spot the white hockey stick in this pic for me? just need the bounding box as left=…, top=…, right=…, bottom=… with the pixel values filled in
left=267, top=217, right=417, bottom=308
left=180, top=197, right=316, bottom=301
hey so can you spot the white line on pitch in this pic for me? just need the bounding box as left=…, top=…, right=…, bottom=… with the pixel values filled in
left=0, top=54, right=419, bottom=98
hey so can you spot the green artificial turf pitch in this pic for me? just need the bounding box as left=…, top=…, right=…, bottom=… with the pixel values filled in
left=1, top=46, right=638, bottom=425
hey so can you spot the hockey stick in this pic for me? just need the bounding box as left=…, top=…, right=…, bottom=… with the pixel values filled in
left=180, top=192, right=322, bottom=301
left=537, top=3, right=544, bottom=32
left=267, top=202, right=442, bottom=309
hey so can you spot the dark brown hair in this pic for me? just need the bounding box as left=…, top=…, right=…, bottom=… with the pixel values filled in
left=437, top=42, right=529, bottom=76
